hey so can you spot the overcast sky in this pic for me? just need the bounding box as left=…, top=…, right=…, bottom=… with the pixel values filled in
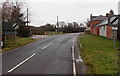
left=27, top=0, right=120, bottom=26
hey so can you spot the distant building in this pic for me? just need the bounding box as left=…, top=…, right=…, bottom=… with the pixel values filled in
left=56, top=21, right=66, bottom=28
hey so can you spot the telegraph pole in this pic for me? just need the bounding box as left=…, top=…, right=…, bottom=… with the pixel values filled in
left=118, top=14, right=120, bottom=75
left=27, top=8, right=28, bottom=26
left=57, top=16, right=59, bottom=28
left=56, top=16, right=59, bottom=33
left=118, top=14, right=120, bottom=50
left=118, top=2, right=120, bottom=50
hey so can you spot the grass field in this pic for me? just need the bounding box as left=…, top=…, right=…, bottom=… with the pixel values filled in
left=79, top=34, right=119, bottom=74
left=2, top=37, right=35, bottom=53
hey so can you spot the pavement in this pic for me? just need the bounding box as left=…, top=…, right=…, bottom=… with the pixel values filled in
left=2, top=33, right=87, bottom=75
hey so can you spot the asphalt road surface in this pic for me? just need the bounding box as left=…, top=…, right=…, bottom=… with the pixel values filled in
left=2, top=33, right=85, bottom=75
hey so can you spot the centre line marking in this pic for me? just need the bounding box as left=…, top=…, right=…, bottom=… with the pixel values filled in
left=8, top=53, right=36, bottom=73
left=42, top=43, right=53, bottom=49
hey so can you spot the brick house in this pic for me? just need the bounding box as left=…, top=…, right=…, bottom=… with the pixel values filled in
left=90, top=14, right=118, bottom=39
left=90, top=20, right=101, bottom=35
left=90, top=14, right=107, bottom=36
left=96, top=19, right=117, bottom=39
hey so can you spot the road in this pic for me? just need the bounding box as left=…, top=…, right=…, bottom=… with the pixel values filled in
left=2, top=33, right=85, bottom=75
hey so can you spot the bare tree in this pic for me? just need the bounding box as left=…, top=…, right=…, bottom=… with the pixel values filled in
left=80, top=23, right=84, bottom=27
left=1, top=0, right=27, bottom=22
left=84, top=18, right=90, bottom=28
left=1, top=0, right=31, bottom=37
left=73, top=22, right=79, bottom=28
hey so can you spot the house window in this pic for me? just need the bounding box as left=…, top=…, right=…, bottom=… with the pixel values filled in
left=103, top=26, right=105, bottom=31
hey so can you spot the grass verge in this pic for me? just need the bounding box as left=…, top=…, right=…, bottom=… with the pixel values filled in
left=79, top=34, right=118, bottom=74
left=2, top=37, right=36, bottom=53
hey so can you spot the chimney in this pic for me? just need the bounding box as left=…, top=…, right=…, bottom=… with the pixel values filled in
left=90, top=14, right=92, bottom=21
left=106, top=13, right=110, bottom=17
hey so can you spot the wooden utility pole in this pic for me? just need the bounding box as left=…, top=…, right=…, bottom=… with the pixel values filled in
left=118, top=2, right=120, bottom=50
left=57, top=16, right=59, bottom=28
left=56, top=16, right=59, bottom=33
left=27, top=8, right=29, bottom=26
left=118, top=15, right=120, bottom=50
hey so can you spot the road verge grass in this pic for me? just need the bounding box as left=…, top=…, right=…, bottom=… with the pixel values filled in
left=79, top=34, right=118, bottom=74
left=2, top=37, right=36, bottom=53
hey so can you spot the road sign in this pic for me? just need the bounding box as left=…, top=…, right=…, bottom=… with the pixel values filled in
left=108, top=15, right=119, bottom=26
left=1, top=41, right=3, bottom=47
left=13, top=23, right=19, bottom=30
left=112, top=27, right=118, bottom=30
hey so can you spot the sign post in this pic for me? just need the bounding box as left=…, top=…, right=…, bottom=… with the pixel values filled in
left=109, top=13, right=120, bottom=73
left=13, top=23, right=19, bottom=43
left=118, top=1, right=120, bottom=74
left=112, top=26, right=118, bottom=48
left=117, top=15, right=120, bottom=50
left=108, top=15, right=119, bottom=49
left=118, top=1, right=120, bottom=50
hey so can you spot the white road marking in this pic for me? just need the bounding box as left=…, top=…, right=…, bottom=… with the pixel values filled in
left=42, top=43, right=53, bottom=49
left=73, top=37, right=76, bottom=43
left=80, top=43, right=82, bottom=49
left=76, top=55, right=83, bottom=62
left=8, top=53, right=36, bottom=73
left=73, top=62, right=76, bottom=76
left=72, top=46, right=75, bottom=60
left=56, top=38, right=63, bottom=41
left=59, top=38, right=63, bottom=41
left=72, top=45, right=76, bottom=76
left=78, top=55, right=83, bottom=62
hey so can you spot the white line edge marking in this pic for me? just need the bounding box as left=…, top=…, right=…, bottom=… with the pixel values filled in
left=8, top=53, right=36, bottom=73
left=73, top=37, right=76, bottom=43
left=42, top=43, right=53, bottom=49
left=72, top=37, right=76, bottom=76
left=73, top=62, right=76, bottom=76
left=72, top=45, right=76, bottom=76
left=80, top=43, right=82, bottom=49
